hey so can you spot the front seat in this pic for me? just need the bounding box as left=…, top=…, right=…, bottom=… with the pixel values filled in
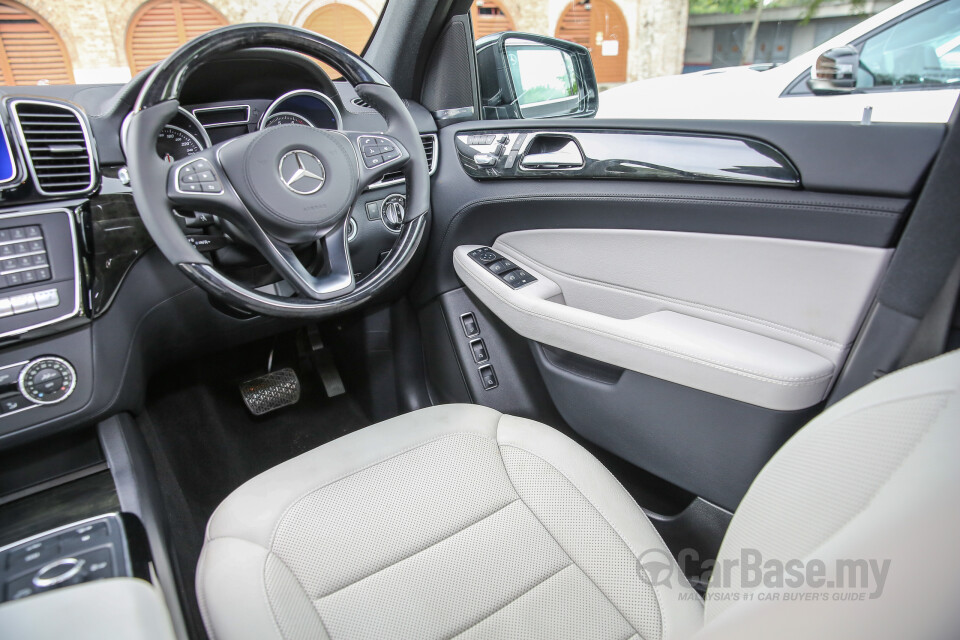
left=197, top=350, right=960, bottom=640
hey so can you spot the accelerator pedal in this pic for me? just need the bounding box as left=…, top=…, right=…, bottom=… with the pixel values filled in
left=239, top=367, right=301, bottom=416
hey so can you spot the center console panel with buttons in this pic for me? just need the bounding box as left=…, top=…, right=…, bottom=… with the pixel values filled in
left=0, top=209, right=80, bottom=340
left=0, top=514, right=130, bottom=603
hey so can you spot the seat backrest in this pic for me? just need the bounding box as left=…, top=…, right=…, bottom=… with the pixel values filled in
left=697, top=349, right=960, bottom=639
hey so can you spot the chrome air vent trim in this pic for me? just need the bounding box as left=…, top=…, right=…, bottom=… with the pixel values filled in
left=10, top=99, right=98, bottom=197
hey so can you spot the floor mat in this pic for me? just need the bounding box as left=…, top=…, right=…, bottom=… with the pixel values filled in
left=136, top=337, right=370, bottom=638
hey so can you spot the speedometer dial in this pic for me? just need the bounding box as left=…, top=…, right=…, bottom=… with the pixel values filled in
left=156, top=125, right=203, bottom=163
left=263, top=112, right=314, bottom=128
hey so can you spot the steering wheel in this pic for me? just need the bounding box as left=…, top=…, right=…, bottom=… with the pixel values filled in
left=124, top=24, right=430, bottom=318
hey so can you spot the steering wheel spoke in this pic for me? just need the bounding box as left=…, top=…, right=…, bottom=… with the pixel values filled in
left=259, top=223, right=356, bottom=301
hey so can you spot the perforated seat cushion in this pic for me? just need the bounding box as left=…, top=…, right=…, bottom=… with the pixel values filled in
left=196, top=404, right=704, bottom=640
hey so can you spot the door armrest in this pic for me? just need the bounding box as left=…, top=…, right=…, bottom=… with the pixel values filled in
left=454, top=244, right=834, bottom=411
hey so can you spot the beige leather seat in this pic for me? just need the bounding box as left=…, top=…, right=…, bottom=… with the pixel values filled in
left=197, top=350, right=960, bottom=640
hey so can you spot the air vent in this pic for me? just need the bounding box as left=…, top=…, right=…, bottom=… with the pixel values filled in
left=352, top=97, right=374, bottom=110
left=371, top=134, right=438, bottom=189
left=12, top=100, right=96, bottom=196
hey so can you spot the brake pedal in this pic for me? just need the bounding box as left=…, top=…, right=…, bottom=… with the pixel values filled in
left=239, top=367, right=301, bottom=416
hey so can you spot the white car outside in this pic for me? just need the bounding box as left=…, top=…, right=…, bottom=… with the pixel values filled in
left=597, top=0, right=960, bottom=123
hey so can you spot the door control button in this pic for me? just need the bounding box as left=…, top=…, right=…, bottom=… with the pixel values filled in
left=487, top=259, right=516, bottom=275
left=460, top=313, right=480, bottom=338
left=468, top=247, right=501, bottom=264
left=469, top=338, right=489, bottom=364
left=478, top=364, right=498, bottom=390
left=500, top=269, right=538, bottom=288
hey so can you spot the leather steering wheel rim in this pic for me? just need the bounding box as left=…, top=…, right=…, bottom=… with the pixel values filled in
left=124, top=24, right=430, bottom=319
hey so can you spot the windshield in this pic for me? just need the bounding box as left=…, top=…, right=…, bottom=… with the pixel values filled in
left=0, top=0, right=386, bottom=86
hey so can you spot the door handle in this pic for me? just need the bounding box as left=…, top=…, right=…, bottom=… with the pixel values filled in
left=520, top=140, right=584, bottom=169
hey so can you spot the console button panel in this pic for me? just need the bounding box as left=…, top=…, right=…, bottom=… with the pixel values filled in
left=0, top=210, right=80, bottom=341
left=0, top=514, right=130, bottom=603
left=0, top=225, right=51, bottom=289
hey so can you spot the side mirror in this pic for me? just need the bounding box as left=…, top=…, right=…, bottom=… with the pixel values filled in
left=475, top=32, right=598, bottom=120
left=807, top=45, right=859, bottom=95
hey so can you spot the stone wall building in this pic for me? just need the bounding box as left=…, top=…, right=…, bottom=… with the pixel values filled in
left=0, top=0, right=689, bottom=87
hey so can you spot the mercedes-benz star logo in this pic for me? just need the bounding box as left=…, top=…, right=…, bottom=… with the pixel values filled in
left=279, top=150, right=325, bottom=195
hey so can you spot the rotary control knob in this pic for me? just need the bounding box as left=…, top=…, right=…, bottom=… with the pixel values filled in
left=19, top=357, right=76, bottom=405
left=380, top=194, right=405, bottom=232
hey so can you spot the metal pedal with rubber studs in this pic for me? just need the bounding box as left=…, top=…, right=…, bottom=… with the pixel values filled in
left=239, top=367, right=301, bottom=416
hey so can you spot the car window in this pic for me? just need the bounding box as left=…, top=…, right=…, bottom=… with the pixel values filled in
left=0, top=0, right=388, bottom=86
left=857, top=0, right=960, bottom=89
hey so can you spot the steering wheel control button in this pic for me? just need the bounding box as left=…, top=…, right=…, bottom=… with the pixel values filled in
left=19, top=357, right=76, bottom=405
left=478, top=364, right=499, bottom=391
left=358, top=135, right=401, bottom=169
left=32, top=557, right=84, bottom=588
left=177, top=159, right=223, bottom=195
left=460, top=312, right=480, bottom=338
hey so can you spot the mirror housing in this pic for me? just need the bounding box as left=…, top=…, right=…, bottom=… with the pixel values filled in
left=807, top=45, right=859, bottom=95
left=476, top=32, right=598, bottom=120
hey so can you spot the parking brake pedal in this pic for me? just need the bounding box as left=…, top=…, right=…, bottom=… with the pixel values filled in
left=239, top=368, right=301, bottom=416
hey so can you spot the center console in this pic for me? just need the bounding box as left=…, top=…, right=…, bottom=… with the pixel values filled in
left=0, top=514, right=129, bottom=603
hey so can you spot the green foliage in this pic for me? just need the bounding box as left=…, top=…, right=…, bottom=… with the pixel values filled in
left=689, top=0, right=760, bottom=15
left=689, top=0, right=868, bottom=22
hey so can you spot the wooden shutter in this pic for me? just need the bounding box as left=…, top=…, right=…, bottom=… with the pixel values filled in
left=303, top=4, right=373, bottom=79
left=471, top=0, right=515, bottom=40
left=556, top=0, right=628, bottom=83
left=303, top=4, right=373, bottom=55
left=0, top=1, right=72, bottom=86
left=126, top=0, right=227, bottom=75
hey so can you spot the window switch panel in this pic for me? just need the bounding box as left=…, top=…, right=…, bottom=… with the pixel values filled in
left=487, top=259, right=516, bottom=275
left=500, top=268, right=537, bottom=289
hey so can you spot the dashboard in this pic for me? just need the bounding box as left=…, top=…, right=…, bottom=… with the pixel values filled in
left=155, top=89, right=343, bottom=163
left=0, top=50, right=438, bottom=446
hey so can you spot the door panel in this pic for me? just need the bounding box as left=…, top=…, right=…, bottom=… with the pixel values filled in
left=419, top=117, right=944, bottom=510
left=455, top=228, right=891, bottom=398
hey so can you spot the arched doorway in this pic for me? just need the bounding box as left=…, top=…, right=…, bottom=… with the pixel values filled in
left=0, top=1, right=72, bottom=85
left=126, top=0, right=228, bottom=75
left=302, top=3, right=374, bottom=78
left=555, top=0, right=628, bottom=83
left=471, top=0, right=515, bottom=40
